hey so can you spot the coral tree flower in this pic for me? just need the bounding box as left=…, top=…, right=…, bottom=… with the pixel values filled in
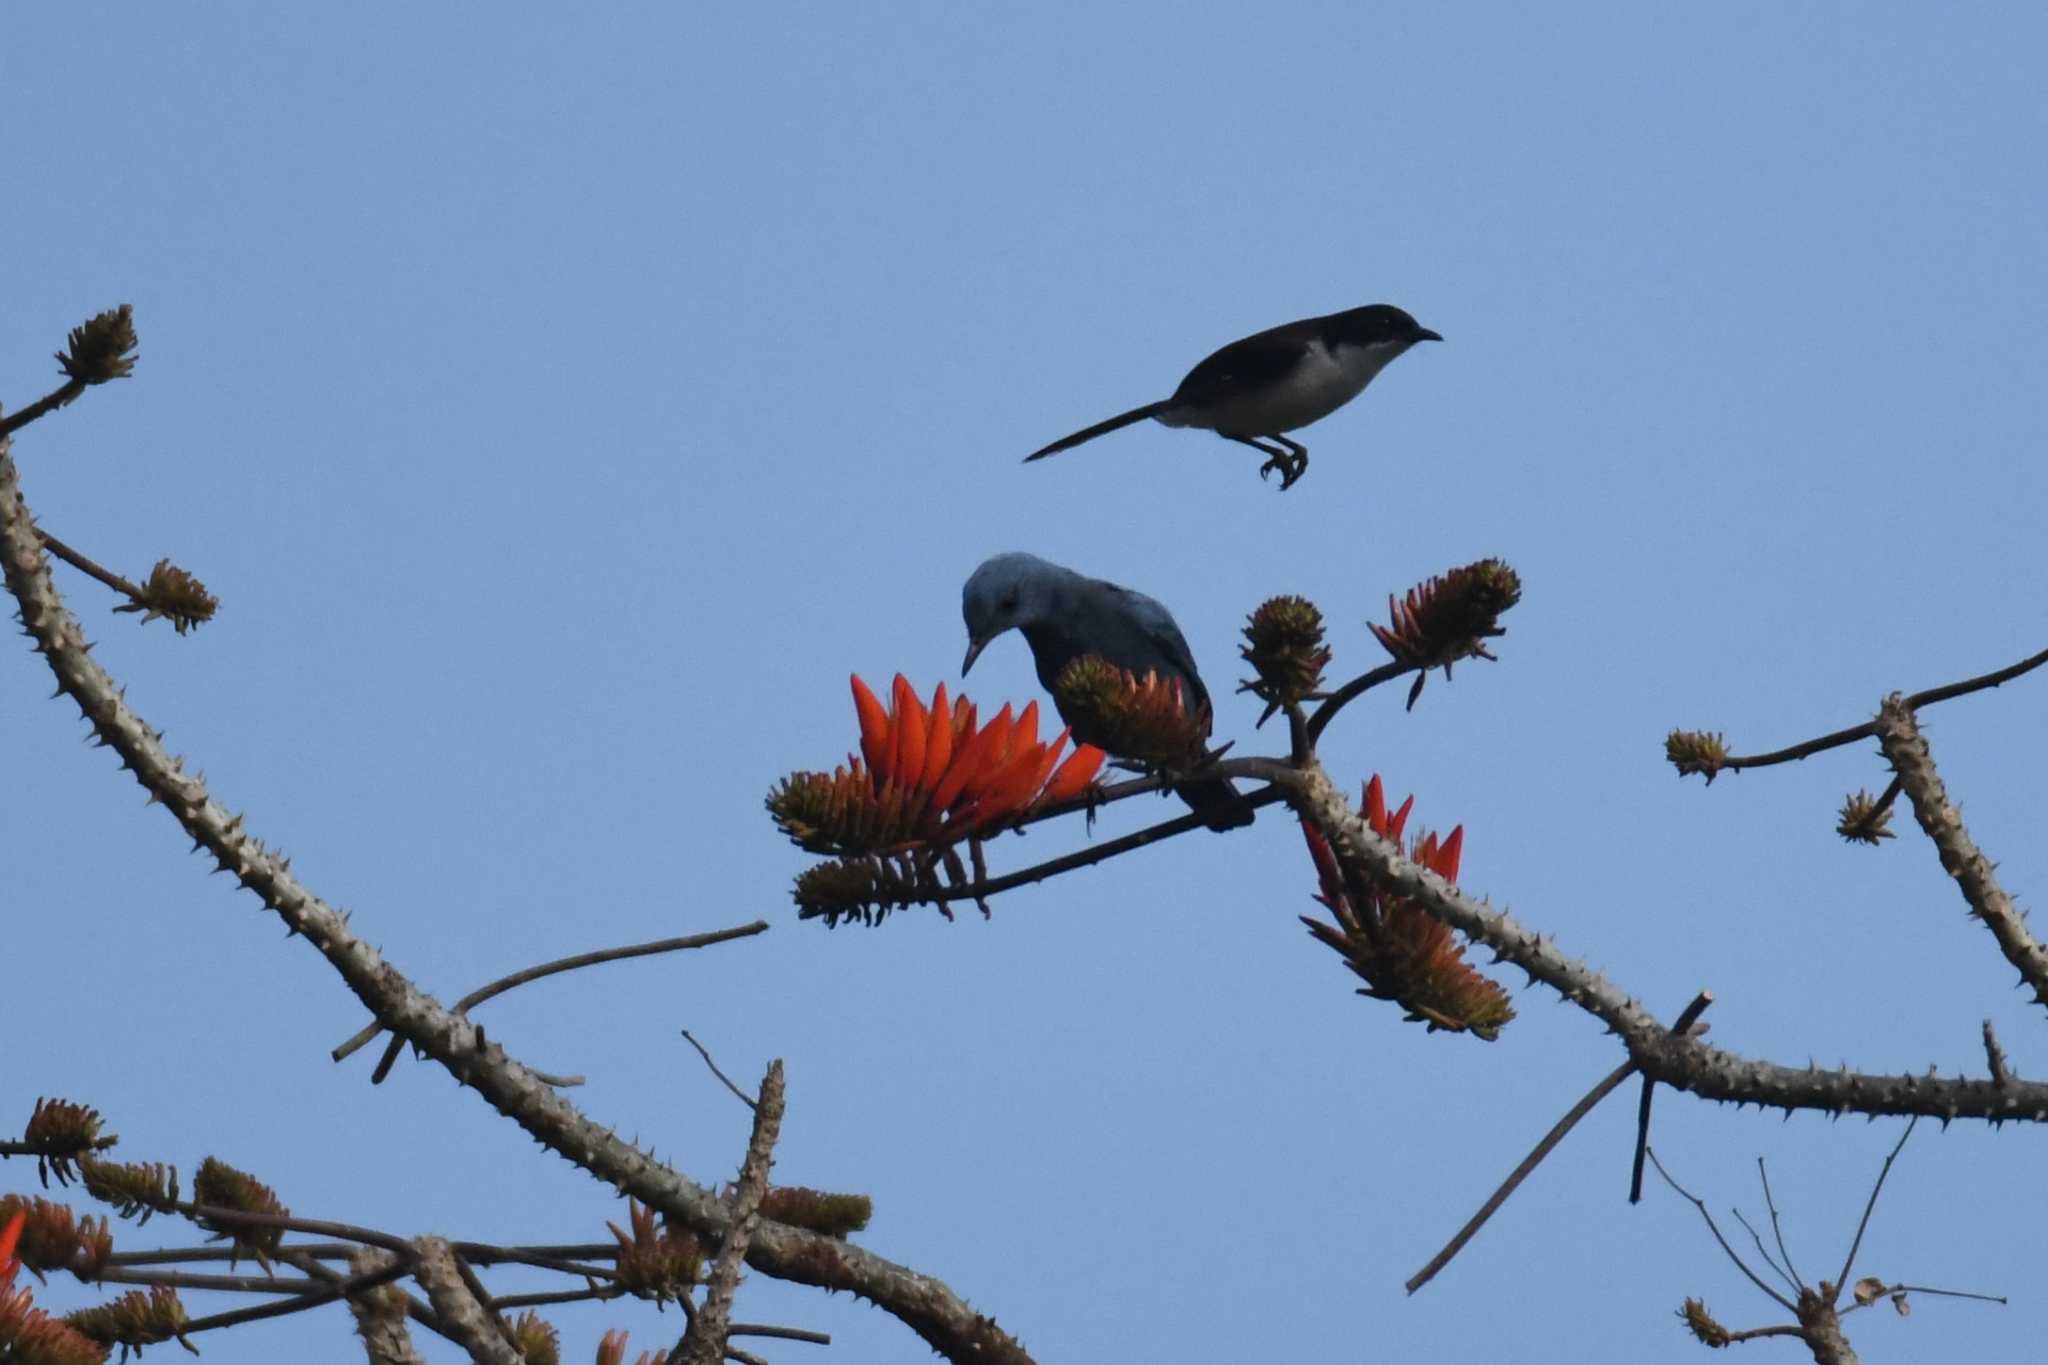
left=1300, top=775, right=1514, bottom=1039
left=1370, top=558, right=1521, bottom=710
left=770, top=675, right=1105, bottom=858
left=2, top=1206, right=111, bottom=1365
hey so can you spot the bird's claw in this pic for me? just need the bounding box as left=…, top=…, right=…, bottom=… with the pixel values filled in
left=1257, top=452, right=1307, bottom=490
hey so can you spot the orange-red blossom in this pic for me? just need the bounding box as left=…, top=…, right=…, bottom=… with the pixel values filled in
left=850, top=673, right=1105, bottom=837
left=770, top=675, right=1107, bottom=859
left=1301, top=774, right=1514, bottom=1039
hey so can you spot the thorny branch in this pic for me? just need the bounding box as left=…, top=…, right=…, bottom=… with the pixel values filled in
left=0, top=431, right=1035, bottom=1365
left=1873, top=696, right=2048, bottom=1012
left=675, top=1061, right=785, bottom=1365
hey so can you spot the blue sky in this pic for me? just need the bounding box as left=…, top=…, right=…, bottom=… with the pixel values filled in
left=6, top=6, right=2047, bottom=1361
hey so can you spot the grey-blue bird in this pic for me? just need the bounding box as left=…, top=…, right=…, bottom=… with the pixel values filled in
left=960, top=553, right=1254, bottom=831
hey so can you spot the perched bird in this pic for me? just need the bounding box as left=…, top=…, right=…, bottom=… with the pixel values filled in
left=960, top=552, right=1254, bottom=831
left=1023, top=303, right=1441, bottom=489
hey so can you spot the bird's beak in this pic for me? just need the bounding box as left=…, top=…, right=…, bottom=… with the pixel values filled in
left=1415, top=328, right=1443, bottom=343
left=961, top=637, right=988, bottom=675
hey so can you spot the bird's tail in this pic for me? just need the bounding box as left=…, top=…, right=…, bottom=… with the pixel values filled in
left=1024, top=400, right=1172, bottom=463
left=1174, top=775, right=1256, bottom=832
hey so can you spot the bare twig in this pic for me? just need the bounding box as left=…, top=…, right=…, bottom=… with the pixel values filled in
left=1303, top=660, right=1413, bottom=746
left=176, top=1256, right=412, bottom=1338
left=1629, top=991, right=1715, bottom=1203
left=1406, top=1057, right=1635, bottom=1294
left=1, top=378, right=88, bottom=436
left=676, top=1061, right=787, bottom=1365
left=1875, top=696, right=2048, bottom=1012
left=682, top=1031, right=760, bottom=1112
left=1759, top=1158, right=1805, bottom=1290
left=35, top=528, right=149, bottom=603
left=334, top=922, right=770, bottom=1067
left=1694, top=646, right=2048, bottom=774
left=858, top=782, right=1290, bottom=916
left=1645, top=1148, right=1797, bottom=1312
left=1833, top=1118, right=1917, bottom=1300
left=1730, top=1206, right=1799, bottom=1295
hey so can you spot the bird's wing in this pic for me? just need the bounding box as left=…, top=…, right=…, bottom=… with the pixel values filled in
left=1168, top=322, right=1314, bottom=407
left=1108, top=586, right=1212, bottom=716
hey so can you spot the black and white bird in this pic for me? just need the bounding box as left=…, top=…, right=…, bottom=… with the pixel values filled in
left=1024, top=304, right=1441, bottom=489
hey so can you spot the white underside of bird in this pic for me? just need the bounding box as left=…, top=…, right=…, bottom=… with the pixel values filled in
left=1159, top=337, right=1410, bottom=435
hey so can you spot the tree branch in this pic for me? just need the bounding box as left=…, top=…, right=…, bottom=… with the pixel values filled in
left=0, top=434, right=1034, bottom=1365
left=1873, top=695, right=2048, bottom=1012
left=1303, top=660, right=1413, bottom=746
left=1275, top=756, right=2048, bottom=1122
left=412, top=1237, right=520, bottom=1365
left=676, top=1061, right=785, bottom=1365
left=1687, top=645, right=2048, bottom=775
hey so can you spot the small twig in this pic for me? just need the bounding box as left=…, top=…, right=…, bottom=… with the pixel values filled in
left=1758, top=1158, right=1805, bottom=1290
left=176, top=1256, right=411, bottom=1338
left=488, top=1287, right=619, bottom=1311
left=90, top=1267, right=323, bottom=1294
left=0, top=1135, right=120, bottom=1159
left=730, top=1323, right=832, bottom=1345
left=675, top=1060, right=787, bottom=1365
left=723, top=1347, right=770, bottom=1365
left=0, top=378, right=88, bottom=436
left=183, top=1203, right=414, bottom=1256
left=1700, top=645, right=2048, bottom=773
left=869, top=785, right=1289, bottom=914
left=1645, top=1147, right=1797, bottom=1312
left=1629, top=991, right=1715, bottom=1203
left=1730, top=1206, right=1799, bottom=1295
left=447, top=1243, right=616, bottom=1282
left=1833, top=1117, right=1917, bottom=1300
left=1406, top=1057, right=1637, bottom=1294
left=682, top=1030, right=760, bottom=1112
left=1303, top=660, right=1414, bottom=746
left=335, top=922, right=770, bottom=1064
left=1983, top=1020, right=2012, bottom=1087
left=34, top=528, right=148, bottom=604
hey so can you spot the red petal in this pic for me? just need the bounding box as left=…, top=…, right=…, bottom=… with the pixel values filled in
left=0, top=1208, right=22, bottom=1279
left=931, top=704, right=997, bottom=812
left=969, top=704, right=1017, bottom=792
left=1364, top=775, right=1387, bottom=834
left=920, top=683, right=954, bottom=791
left=851, top=675, right=892, bottom=783
left=892, top=675, right=927, bottom=792
left=1389, top=795, right=1414, bottom=844
left=1437, top=826, right=1464, bottom=882
left=1041, top=743, right=1104, bottom=803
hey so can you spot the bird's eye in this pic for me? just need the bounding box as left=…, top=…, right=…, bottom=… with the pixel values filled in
left=999, top=593, right=1019, bottom=614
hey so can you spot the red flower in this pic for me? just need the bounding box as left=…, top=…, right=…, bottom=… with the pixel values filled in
left=1300, top=775, right=1514, bottom=1039
left=770, top=674, right=1106, bottom=857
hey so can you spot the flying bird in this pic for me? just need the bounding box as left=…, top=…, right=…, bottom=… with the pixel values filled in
left=960, top=552, right=1254, bottom=831
left=1023, top=303, right=1441, bottom=489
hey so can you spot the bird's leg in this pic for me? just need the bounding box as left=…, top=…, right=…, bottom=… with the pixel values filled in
left=1225, top=433, right=1297, bottom=485
left=1272, top=436, right=1308, bottom=490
